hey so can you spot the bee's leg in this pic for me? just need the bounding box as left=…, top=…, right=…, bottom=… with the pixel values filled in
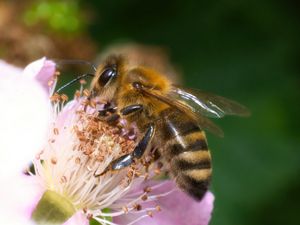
left=98, top=102, right=117, bottom=117
left=131, top=123, right=155, bottom=158
left=105, top=114, right=120, bottom=124
left=120, top=104, right=143, bottom=116
left=97, top=102, right=120, bottom=124
left=95, top=123, right=155, bottom=176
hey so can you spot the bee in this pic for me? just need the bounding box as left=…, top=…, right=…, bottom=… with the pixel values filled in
left=89, top=54, right=250, bottom=201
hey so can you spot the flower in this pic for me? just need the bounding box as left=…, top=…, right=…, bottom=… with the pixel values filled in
left=0, top=58, right=53, bottom=225
left=0, top=58, right=214, bottom=225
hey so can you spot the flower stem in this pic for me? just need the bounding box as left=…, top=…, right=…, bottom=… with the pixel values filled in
left=32, top=190, right=76, bottom=225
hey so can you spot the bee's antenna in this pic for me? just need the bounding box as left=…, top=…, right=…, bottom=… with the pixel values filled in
left=56, top=73, right=95, bottom=93
left=53, top=59, right=97, bottom=72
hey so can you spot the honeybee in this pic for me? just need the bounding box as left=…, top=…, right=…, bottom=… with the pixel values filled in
left=89, top=54, right=249, bottom=201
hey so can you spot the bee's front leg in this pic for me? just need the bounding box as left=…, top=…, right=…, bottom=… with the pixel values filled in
left=98, top=102, right=117, bottom=116
left=98, top=102, right=120, bottom=124
left=95, top=123, right=155, bottom=176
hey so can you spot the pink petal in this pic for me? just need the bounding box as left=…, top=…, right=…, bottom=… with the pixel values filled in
left=22, top=57, right=56, bottom=93
left=114, top=181, right=214, bottom=225
left=0, top=175, right=42, bottom=225
left=0, top=59, right=51, bottom=224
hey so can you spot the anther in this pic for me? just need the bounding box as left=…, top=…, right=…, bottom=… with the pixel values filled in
left=51, top=157, right=57, bottom=164
left=155, top=205, right=161, bottom=212
left=80, top=79, right=87, bottom=85
left=141, top=194, right=148, bottom=201
left=83, top=89, right=90, bottom=97
left=147, top=211, right=153, bottom=217
left=61, top=94, right=69, bottom=102
left=143, top=187, right=152, bottom=193
left=133, top=204, right=142, bottom=211
left=53, top=128, right=59, bottom=135
left=122, top=206, right=129, bottom=214
left=60, top=176, right=67, bottom=183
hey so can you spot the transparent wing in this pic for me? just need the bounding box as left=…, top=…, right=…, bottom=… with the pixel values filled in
left=171, top=86, right=250, bottom=118
left=140, top=87, right=224, bottom=137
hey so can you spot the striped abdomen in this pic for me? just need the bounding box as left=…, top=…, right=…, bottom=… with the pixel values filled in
left=159, top=108, right=212, bottom=201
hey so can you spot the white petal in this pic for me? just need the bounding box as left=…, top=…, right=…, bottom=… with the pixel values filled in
left=0, top=72, right=51, bottom=177
left=0, top=175, right=42, bottom=225
left=0, top=60, right=22, bottom=76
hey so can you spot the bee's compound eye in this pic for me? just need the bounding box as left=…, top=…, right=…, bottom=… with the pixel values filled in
left=99, top=67, right=117, bottom=86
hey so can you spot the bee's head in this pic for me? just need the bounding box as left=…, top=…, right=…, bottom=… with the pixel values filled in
left=91, top=55, right=124, bottom=100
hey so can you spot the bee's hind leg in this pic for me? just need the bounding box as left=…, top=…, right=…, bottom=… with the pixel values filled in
left=95, top=123, right=155, bottom=176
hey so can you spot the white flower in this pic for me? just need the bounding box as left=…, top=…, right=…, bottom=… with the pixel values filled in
left=0, top=58, right=53, bottom=225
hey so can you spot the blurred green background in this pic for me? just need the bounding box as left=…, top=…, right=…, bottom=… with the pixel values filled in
left=1, top=0, right=299, bottom=225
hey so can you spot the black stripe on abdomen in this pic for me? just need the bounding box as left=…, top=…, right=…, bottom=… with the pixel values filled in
left=170, top=139, right=208, bottom=156
left=172, top=158, right=211, bottom=171
left=178, top=174, right=210, bottom=201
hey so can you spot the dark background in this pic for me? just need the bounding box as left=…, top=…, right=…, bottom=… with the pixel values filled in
left=1, top=1, right=300, bottom=225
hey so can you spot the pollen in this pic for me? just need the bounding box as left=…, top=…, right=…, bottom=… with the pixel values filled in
left=147, top=211, right=153, bottom=217
left=61, top=94, right=68, bottom=102
left=133, top=203, right=142, bottom=211
left=53, top=128, right=59, bottom=135
left=141, top=194, right=148, bottom=201
left=32, top=85, right=171, bottom=225
left=79, top=79, right=87, bottom=85
left=83, top=89, right=90, bottom=97
left=51, top=157, right=57, bottom=165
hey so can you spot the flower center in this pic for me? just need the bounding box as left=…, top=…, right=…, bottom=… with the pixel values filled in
left=32, top=190, right=76, bottom=225
left=31, top=84, right=168, bottom=224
